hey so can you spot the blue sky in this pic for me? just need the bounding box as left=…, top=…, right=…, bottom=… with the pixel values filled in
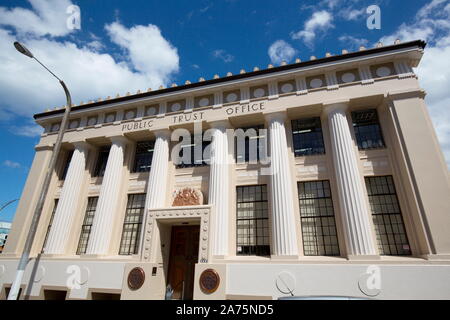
left=0, top=0, right=449, bottom=223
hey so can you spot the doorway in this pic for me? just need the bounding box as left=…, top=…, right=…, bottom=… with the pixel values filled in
left=167, top=225, right=200, bottom=300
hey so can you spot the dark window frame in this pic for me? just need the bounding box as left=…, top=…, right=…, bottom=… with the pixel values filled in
left=60, top=150, right=74, bottom=180
left=298, top=180, right=340, bottom=256
left=76, top=197, right=98, bottom=255
left=236, top=185, right=270, bottom=256
left=365, top=176, right=411, bottom=256
left=175, top=133, right=210, bottom=169
left=234, top=125, right=267, bottom=163
left=291, top=117, right=326, bottom=157
left=133, top=141, right=155, bottom=173
left=119, top=193, right=146, bottom=255
left=352, top=109, right=386, bottom=150
left=93, top=146, right=110, bottom=177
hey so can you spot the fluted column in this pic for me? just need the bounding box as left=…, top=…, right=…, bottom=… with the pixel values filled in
left=208, top=121, right=231, bottom=256
left=86, top=136, right=128, bottom=255
left=144, top=130, right=171, bottom=209
left=325, top=102, right=376, bottom=256
left=266, top=113, right=299, bottom=256
left=44, top=142, right=90, bottom=254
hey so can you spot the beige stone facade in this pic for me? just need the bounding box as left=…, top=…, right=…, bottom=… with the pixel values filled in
left=1, top=40, right=450, bottom=300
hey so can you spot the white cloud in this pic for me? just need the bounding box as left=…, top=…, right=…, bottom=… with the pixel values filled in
left=0, top=2, right=180, bottom=123
left=0, top=0, right=74, bottom=37
left=339, top=7, right=366, bottom=21
left=268, top=40, right=297, bottom=65
left=212, top=49, right=234, bottom=63
left=3, top=160, right=21, bottom=169
left=9, top=124, right=43, bottom=137
left=338, top=35, right=369, bottom=49
left=291, top=10, right=333, bottom=47
left=379, top=0, right=450, bottom=168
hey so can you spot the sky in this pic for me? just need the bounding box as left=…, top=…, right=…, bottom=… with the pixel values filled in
left=0, top=0, right=449, bottom=223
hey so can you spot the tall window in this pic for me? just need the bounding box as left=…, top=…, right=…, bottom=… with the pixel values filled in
left=94, top=146, right=110, bottom=177
left=352, top=109, right=385, bottom=150
left=298, top=181, right=340, bottom=256
left=76, top=197, right=98, bottom=255
left=133, top=141, right=155, bottom=173
left=119, top=193, right=146, bottom=255
left=60, top=150, right=73, bottom=180
left=365, top=176, right=411, bottom=256
left=291, top=118, right=325, bottom=156
left=235, top=125, right=266, bottom=163
left=42, top=199, right=58, bottom=251
left=236, top=185, right=270, bottom=256
left=175, top=133, right=210, bottom=168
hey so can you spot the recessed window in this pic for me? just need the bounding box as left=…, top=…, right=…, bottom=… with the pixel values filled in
left=298, top=181, right=340, bottom=256
left=352, top=109, right=385, bottom=150
left=93, top=146, right=110, bottom=177
left=133, top=141, right=155, bottom=173
left=119, top=194, right=146, bottom=255
left=76, top=197, right=98, bottom=255
left=235, top=125, right=266, bottom=163
left=291, top=118, right=325, bottom=156
left=42, top=199, right=58, bottom=251
left=236, top=185, right=270, bottom=256
left=60, top=150, right=74, bottom=180
left=175, top=133, right=210, bottom=168
left=365, top=176, right=411, bottom=256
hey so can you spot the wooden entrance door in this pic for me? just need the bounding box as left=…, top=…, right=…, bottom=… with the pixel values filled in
left=167, top=225, right=200, bottom=300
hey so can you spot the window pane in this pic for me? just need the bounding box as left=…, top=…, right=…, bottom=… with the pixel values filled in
left=352, top=110, right=385, bottom=150
left=133, top=141, right=155, bottom=173
left=298, top=180, right=340, bottom=256
left=365, top=176, right=411, bottom=256
left=76, top=197, right=98, bottom=255
left=119, top=194, right=146, bottom=255
left=236, top=185, right=270, bottom=256
left=176, top=133, right=210, bottom=168
left=235, top=125, right=266, bottom=163
left=291, top=118, right=325, bottom=157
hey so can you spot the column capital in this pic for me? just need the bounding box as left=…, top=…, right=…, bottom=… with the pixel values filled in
left=107, top=135, right=130, bottom=146
left=264, top=111, right=288, bottom=123
left=69, top=140, right=92, bottom=151
left=153, top=129, right=171, bottom=140
left=322, top=99, right=350, bottom=116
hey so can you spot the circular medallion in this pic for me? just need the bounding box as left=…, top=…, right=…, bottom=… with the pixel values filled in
left=199, top=98, right=210, bottom=107
left=146, top=107, right=156, bottom=116
left=125, top=110, right=135, bottom=120
left=171, top=103, right=181, bottom=112
left=226, top=93, right=238, bottom=103
left=69, top=120, right=79, bottom=129
left=253, top=88, right=265, bottom=98
left=281, top=83, right=294, bottom=93
left=127, top=267, right=145, bottom=291
left=106, top=114, right=115, bottom=122
left=376, top=66, right=391, bottom=77
left=341, top=72, right=356, bottom=83
left=87, top=117, right=97, bottom=126
left=309, top=78, right=323, bottom=89
left=199, top=269, right=220, bottom=294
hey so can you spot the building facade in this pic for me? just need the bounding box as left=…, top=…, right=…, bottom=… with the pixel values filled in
left=0, top=222, right=12, bottom=254
left=1, top=40, right=450, bottom=300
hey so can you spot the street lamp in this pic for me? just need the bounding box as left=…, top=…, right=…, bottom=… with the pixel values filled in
left=7, top=42, right=73, bottom=300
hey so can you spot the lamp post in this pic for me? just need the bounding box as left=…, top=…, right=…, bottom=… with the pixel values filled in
left=7, top=42, right=73, bottom=300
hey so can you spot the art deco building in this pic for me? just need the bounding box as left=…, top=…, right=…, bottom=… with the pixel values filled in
left=1, top=40, right=450, bottom=300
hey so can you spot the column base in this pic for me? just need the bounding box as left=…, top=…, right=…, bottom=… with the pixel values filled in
left=347, top=255, right=381, bottom=261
